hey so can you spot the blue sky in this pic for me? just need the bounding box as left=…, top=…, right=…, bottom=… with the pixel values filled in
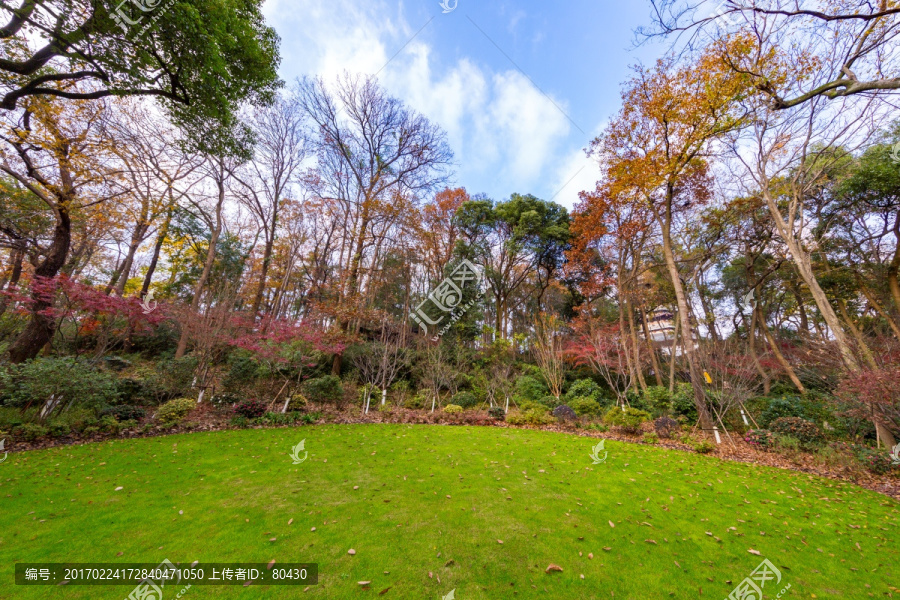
left=262, top=0, right=666, bottom=209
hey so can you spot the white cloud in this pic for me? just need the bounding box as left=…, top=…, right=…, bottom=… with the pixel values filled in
left=548, top=145, right=603, bottom=210
left=264, top=0, right=578, bottom=201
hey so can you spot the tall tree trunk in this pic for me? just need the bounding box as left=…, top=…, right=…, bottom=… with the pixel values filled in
left=141, top=210, right=172, bottom=299
left=9, top=205, right=71, bottom=363
left=792, top=284, right=810, bottom=335
left=858, top=281, right=900, bottom=341
left=696, top=270, right=720, bottom=342
left=657, top=188, right=713, bottom=429
left=758, top=311, right=804, bottom=394
left=0, top=246, right=25, bottom=317
left=836, top=300, right=878, bottom=370
left=251, top=232, right=275, bottom=318
left=110, top=221, right=148, bottom=296
left=762, top=189, right=860, bottom=372
left=618, top=299, right=638, bottom=395
left=668, top=311, right=680, bottom=394
left=331, top=199, right=373, bottom=376
left=748, top=306, right=772, bottom=395
left=175, top=179, right=225, bottom=359
left=626, top=300, right=648, bottom=392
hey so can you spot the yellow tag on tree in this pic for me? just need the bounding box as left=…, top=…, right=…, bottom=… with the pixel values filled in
left=703, top=371, right=712, bottom=384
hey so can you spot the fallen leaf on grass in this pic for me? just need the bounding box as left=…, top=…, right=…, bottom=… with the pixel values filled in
left=608, top=521, right=615, bottom=528
left=748, top=549, right=761, bottom=555
left=545, top=564, right=563, bottom=573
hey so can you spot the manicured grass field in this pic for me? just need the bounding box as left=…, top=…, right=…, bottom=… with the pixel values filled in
left=0, top=424, right=896, bottom=599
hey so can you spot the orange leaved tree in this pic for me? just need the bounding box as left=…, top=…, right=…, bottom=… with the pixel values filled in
left=588, top=49, right=751, bottom=429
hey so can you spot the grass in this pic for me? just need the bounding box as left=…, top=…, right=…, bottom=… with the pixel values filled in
left=0, top=424, right=897, bottom=599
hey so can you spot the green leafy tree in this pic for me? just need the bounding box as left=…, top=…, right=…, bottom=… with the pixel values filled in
left=0, top=0, right=280, bottom=150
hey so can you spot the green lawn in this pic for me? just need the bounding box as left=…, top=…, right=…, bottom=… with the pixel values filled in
left=0, top=424, right=896, bottom=599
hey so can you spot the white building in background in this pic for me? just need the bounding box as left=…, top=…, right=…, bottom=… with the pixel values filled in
left=644, top=307, right=698, bottom=357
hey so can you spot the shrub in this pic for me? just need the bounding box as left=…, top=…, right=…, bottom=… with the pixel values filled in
left=759, top=398, right=806, bottom=428
left=82, top=426, right=100, bottom=437
left=99, top=415, right=122, bottom=434
left=404, top=392, right=428, bottom=410
left=115, top=378, right=146, bottom=404
left=0, top=407, right=26, bottom=431
left=230, top=416, right=251, bottom=429
left=745, top=429, right=775, bottom=450
left=552, top=405, right=577, bottom=422
left=643, top=386, right=672, bottom=414
left=301, top=375, right=344, bottom=404
left=155, top=398, right=196, bottom=426
left=852, top=445, right=897, bottom=475
left=587, top=423, right=609, bottom=432
left=223, top=353, right=260, bottom=389
left=642, top=432, right=660, bottom=444
left=141, top=356, right=198, bottom=402
left=12, top=423, right=48, bottom=442
left=102, top=356, right=132, bottom=371
left=452, top=391, right=478, bottom=409
left=234, top=399, right=267, bottom=420
left=443, top=404, right=463, bottom=414
left=569, top=397, right=602, bottom=418
left=603, top=406, right=651, bottom=433
left=769, top=417, right=824, bottom=449
left=359, top=384, right=380, bottom=407
left=515, top=375, right=547, bottom=402
left=100, top=406, right=146, bottom=422
left=211, top=392, right=242, bottom=407
left=488, top=407, right=505, bottom=421
left=772, top=434, right=801, bottom=453
left=537, top=395, right=562, bottom=409
left=671, top=383, right=697, bottom=421
left=565, top=379, right=603, bottom=403
left=390, top=379, right=413, bottom=407
left=301, top=412, right=320, bottom=425
left=0, top=357, right=119, bottom=412
left=66, top=413, right=98, bottom=434
left=506, top=409, right=554, bottom=426
left=47, top=422, right=71, bottom=438
left=257, top=411, right=303, bottom=426
left=517, top=401, right=548, bottom=415
left=287, top=394, right=309, bottom=412
left=693, top=440, right=715, bottom=454
left=653, top=416, right=679, bottom=438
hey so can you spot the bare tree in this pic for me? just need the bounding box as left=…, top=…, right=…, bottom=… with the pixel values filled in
left=533, top=313, right=567, bottom=401
left=101, top=100, right=201, bottom=296
left=231, top=92, right=308, bottom=318
left=174, top=154, right=242, bottom=358
left=353, top=323, right=407, bottom=413
left=297, top=74, right=453, bottom=374
left=418, top=342, right=455, bottom=413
